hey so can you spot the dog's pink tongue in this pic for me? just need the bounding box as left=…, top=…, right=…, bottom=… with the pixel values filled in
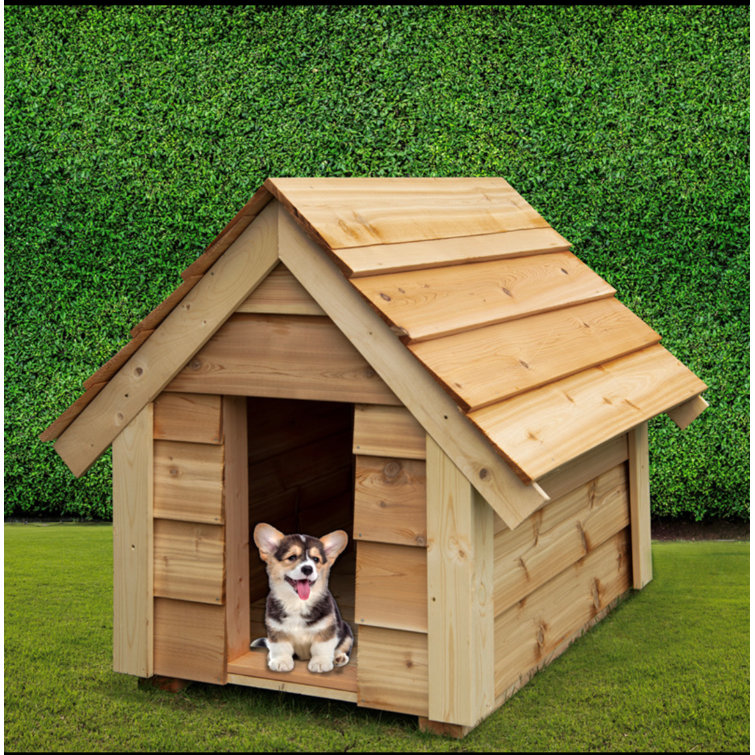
left=296, top=580, right=311, bottom=600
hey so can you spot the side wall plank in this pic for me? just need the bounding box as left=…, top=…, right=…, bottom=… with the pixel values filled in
left=112, top=404, right=154, bottom=677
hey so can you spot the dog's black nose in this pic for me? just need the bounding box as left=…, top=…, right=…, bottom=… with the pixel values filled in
left=301, top=565, right=313, bottom=576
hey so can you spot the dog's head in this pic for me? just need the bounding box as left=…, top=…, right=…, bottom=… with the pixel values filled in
left=253, top=522, right=348, bottom=601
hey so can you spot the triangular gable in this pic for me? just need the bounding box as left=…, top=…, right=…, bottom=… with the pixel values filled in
left=42, top=177, right=707, bottom=530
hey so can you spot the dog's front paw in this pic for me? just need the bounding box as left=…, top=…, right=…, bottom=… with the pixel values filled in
left=334, top=652, right=350, bottom=667
left=268, top=655, right=295, bottom=672
left=308, top=657, right=334, bottom=673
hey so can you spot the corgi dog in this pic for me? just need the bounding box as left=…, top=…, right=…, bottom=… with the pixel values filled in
left=251, top=522, right=354, bottom=673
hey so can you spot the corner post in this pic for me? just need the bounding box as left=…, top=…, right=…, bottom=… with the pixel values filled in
left=628, top=422, right=652, bottom=588
left=113, top=403, right=154, bottom=677
left=425, top=435, right=494, bottom=730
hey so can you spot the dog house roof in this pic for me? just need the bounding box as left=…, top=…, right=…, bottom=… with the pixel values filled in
left=42, top=177, right=707, bottom=522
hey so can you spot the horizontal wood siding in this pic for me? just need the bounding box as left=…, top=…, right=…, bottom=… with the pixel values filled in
left=153, top=393, right=222, bottom=444
left=153, top=598, right=226, bottom=684
left=357, top=625, right=429, bottom=716
left=494, top=528, right=631, bottom=698
left=236, top=262, right=324, bottom=315
left=153, top=440, right=225, bottom=524
left=354, top=456, right=426, bottom=547
left=166, top=313, right=400, bottom=405
left=355, top=541, right=427, bottom=632
left=494, top=463, right=629, bottom=615
left=154, top=519, right=225, bottom=604
left=352, top=404, right=426, bottom=459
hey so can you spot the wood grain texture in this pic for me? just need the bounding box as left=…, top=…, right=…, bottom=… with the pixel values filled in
left=112, top=404, right=154, bottom=677
left=469, top=344, right=708, bottom=482
left=340, top=227, right=571, bottom=277
left=153, top=598, right=226, bottom=684
left=268, top=176, right=551, bottom=250
left=666, top=394, right=708, bottom=430
left=494, top=528, right=631, bottom=698
left=354, top=456, right=427, bottom=547
left=278, top=206, right=548, bottom=529
left=412, top=298, right=661, bottom=411
left=153, top=440, right=225, bottom=524
left=536, top=433, right=629, bottom=505
left=224, top=396, right=251, bottom=661
left=352, top=252, right=613, bottom=342
left=53, top=201, right=279, bottom=477
left=493, top=463, right=629, bottom=615
left=426, top=436, right=495, bottom=728
left=356, top=625, right=429, bottom=716
left=236, top=262, right=324, bottom=315
left=227, top=650, right=357, bottom=695
left=628, top=422, right=652, bottom=589
left=167, top=313, right=400, bottom=405
left=154, top=519, right=225, bottom=604
left=352, top=404, right=426, bottom=459
left=153, top=393, right=222, bottom=444
left=355, top=541, right=427, bottom=632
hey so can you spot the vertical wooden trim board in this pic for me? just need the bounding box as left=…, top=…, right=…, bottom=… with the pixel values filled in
left=628, top=422, right=652, bottom=589
left=112, top=403, right=154, bottom=677
left=224, top=396, right=251, bottom=662
left=426, top=435, right=494, bottom=728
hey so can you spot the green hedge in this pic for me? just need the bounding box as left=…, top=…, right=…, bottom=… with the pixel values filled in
left=5, top=5, right=749, bottom=521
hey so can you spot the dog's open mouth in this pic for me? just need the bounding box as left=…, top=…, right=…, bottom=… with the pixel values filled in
left=285, top=576, right=313, bottom=600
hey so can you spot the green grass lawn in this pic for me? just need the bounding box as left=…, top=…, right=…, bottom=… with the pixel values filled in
left=4, top=524, right=749, bottom=752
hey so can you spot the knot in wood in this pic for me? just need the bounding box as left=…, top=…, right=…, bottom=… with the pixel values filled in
left=382, top=461, right=401, bottom=481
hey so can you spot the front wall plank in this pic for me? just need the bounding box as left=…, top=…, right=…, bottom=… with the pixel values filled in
left=153, top=598, right=226, bottom=684
left=357, top=626, right=429, bottom=716
left=153, top=519, right=225, bottom=604
left=154, top=440, right=225, bottom=524
left=628, top=422, right=652, bottom=589
left=354, top=456, right=427, bottom=547
left=167, top=314, right=400, bottom=406
left=355, top=541, right=427, bottom=632
left=352, top=404, right=426, bottom=459
left=236, top=262, right=324, bottom=315
left=153, top=393, right=222, bottom=444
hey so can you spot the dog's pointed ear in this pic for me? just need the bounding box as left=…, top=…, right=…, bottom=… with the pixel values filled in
left=253, top=523, right=285, bottom=562
left=320, top=529, right=348, bottom=564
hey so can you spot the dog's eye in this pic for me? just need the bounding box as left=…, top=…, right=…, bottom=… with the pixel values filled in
left=312, top=556, right=320, bottom=564
left=287, top=555, right=297, bottom=562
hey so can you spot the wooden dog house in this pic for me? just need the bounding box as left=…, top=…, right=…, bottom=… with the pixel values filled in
left=41, top=177, right=708, bottom=736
